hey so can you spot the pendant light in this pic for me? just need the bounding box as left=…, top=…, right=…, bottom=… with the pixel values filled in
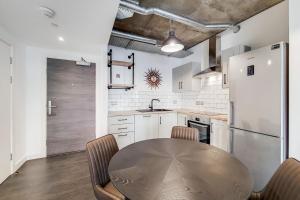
left=161, top=20, right=184, bottom=53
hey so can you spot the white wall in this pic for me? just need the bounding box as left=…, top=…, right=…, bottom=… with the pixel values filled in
left=0, top=26, right=27, bottom=171
left=220, top=1, right=288, bottom=50
left=289, top=0, right=300, bottom=160
left=109, top=46, right=182, bottom=92
left=108, top=46, right=229, bottom=114
left=25, top=46, right=108, bottom=159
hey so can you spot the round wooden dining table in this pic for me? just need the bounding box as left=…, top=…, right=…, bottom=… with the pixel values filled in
left=108, top=138, right=253, bottom=200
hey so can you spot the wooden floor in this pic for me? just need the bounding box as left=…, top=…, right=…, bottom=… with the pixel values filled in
left=0, top=152, right=95, bottom=200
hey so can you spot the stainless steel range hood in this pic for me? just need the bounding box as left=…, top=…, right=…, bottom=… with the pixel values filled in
left=193, top=35, right=222, bottom=78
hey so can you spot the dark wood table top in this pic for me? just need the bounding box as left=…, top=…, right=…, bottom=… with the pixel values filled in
left=108, top=138, right=253, bottom=200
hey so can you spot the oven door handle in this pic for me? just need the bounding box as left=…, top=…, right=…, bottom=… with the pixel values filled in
left=188, top=121, right=209, bottom=128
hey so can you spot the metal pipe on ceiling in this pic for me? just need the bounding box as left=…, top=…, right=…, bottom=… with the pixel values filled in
left=119, top=0, right=233, bottom=30
left=111, top=30, right=158, bottom=45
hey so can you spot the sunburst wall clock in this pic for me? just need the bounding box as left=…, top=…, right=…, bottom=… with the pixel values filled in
left=144, top=68, right=162, bottom=89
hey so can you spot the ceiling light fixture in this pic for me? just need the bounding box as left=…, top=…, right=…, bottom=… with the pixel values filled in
left=161, top=20, right=184, bottom=53
left=58, top=36, right=64, bottom=42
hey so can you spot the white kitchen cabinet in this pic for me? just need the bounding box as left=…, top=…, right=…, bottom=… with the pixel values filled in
left=158, top=113, right=178, bottom=138
left=210, top=119, right=230, bottom=152
left=108, top=115, right=135, bottom=149
left=177, top=113, right=189, bottom=126
left=172, top=62, right=202, bottom=92
left=222, top=45, right=251, bottom=88
left=135, top=114, right=159, bottom=142
left=109, top=115, right=134, bottom=125
left=112, top=132, right=134, bottom=149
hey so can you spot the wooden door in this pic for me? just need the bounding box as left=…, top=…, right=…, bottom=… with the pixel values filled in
left=47, top=58, right=96, bottom=156
left=0, top=40, right=12, bottom=183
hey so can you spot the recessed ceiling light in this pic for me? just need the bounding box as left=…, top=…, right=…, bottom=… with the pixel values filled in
left=58, top=36, right=64, bottom=42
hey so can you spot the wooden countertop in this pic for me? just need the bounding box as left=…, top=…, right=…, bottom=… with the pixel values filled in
left=108, top=109, right=228, bottom=122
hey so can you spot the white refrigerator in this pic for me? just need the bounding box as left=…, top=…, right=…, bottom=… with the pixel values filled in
left=229, top=42, right=288, bottom=191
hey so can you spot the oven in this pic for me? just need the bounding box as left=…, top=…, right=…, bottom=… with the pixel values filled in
left=188, top=116, right=210, bottom=144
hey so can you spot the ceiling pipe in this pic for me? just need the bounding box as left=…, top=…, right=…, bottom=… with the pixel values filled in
left=119, top=0, right=233, bottom=30
left=111, top=30, right=158, bottom=45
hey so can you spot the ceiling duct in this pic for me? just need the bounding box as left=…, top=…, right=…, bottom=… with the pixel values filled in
left=116, top=0, right=138, bottom=19
left=119, top=0, right=233, bottom=30
left=109, top=30, right=193, bottom=58
left=112, top=30, right=157, bottom=45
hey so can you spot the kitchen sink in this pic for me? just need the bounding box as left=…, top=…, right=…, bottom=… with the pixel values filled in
left=136, top=109, right=173, bottom=113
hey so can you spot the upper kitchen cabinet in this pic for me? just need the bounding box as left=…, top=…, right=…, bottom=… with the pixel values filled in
left=172, top=62, right=202, bottom=92
left=221, top=45, right=251, bottom=88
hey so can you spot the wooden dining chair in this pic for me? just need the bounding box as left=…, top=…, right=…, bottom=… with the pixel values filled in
left=249, top=158, right=300, bottom=200
left=171, top=126, right=199, bottom=142
left=86, top=134, right=125, bottom=200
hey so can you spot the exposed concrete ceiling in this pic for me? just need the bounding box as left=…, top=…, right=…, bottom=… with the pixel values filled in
left=113, top=0, right=284, bottom=49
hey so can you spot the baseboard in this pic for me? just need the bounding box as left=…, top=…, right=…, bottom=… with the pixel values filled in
left=13, top=155, right=27, bottom=173
left=11, top=153, right=46, bottom=174
left=26, top=153, right=46, bottom=161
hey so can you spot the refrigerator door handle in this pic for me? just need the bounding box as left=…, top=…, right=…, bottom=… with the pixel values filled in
left=230, top=129, right=234, bottom=154
left=230, top=101, right=234, bottom=126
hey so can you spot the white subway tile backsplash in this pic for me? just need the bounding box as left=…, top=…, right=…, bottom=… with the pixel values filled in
left=108, top=74, right=229, bottom=114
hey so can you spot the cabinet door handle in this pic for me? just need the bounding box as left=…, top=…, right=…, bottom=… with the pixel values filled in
left=210, top=122, right=213, bottom=133
left=181, top=82, right=183, bottom=89
left=224, top=74, right=226, bottom=84
left=118, top=118, right=127, bottom=121
left=184, top=117, right=187, bottom=126
left=178, top=82, right=180, bottom=89
left=143, top=115, right=151, bottom=118
left=118, top=134, right=128, bottom=137
left=118, top=127, right=128, bottom=130
left=160, top=116, right=162, bottom=124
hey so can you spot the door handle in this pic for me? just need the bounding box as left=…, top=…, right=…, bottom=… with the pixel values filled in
left=230, top=101, right=234, bottom=126
left=230, top=129, right=234, bottom=154
left=48, top=100, right=57, bottom=116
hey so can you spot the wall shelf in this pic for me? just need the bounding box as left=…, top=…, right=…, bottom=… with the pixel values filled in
left=108, top=84, right=134, bottom=90
left=107, top=49, right=135, bottom=91
left=111, top=60, right=133, bottom=68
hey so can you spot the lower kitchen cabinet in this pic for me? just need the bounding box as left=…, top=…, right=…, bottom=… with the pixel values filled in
left=113, top=132, right=134, bottom=149
left=210, top=119, right=230, bottom=152
left=135, top=114, right=159, bottom=142
left=108, top=115, right=135, bottom=149
left=177, top=113, right=189, bottom=126
left=158, top=113, right=178, bottom=138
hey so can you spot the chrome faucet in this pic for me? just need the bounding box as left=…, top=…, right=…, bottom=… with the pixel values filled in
left=149, top=99, right=160, bottom=111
